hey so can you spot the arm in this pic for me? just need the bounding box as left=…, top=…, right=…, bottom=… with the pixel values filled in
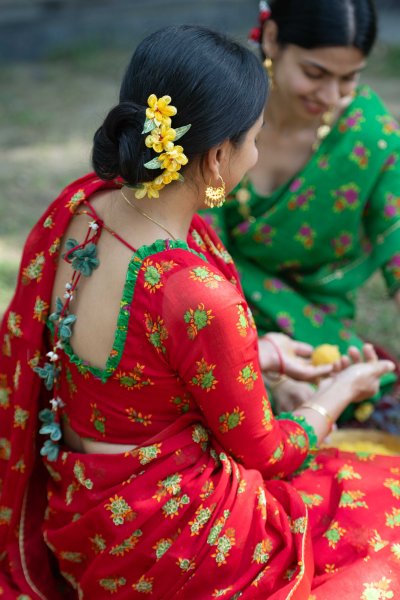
left=161, top=261, right=317, bottom=479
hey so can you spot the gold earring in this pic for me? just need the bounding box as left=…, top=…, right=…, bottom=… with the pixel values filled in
left=263, top=57, right=275, bottom=90
left=204, top=175, right=226, bottom=208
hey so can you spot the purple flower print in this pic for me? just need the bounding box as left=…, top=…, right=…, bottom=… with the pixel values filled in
left=339, top=329, right=352, bottom=341
left=386, top=254, right=400, bottom=280
left=288, top=187, right=316, bottom=211
left=264, top=278, right=287, bottom=293
left=378, top=115, right=400, bottom=135
left=277, top=312, right=294, bottom=335
left=332, top=184, right=360, bottom=212
left=350, top=142, right=370, bottom=169
left=237, top=221, right=250, bottom=234
left=383, top=153, right=397, bottom=172
left=289, top=178, right=303, bottom=193
left=253, top=223, right=275, bottom=244
left=339, top=109, right=365, bottom=133
left=303, top=305, right=325, bottom=327
left=295, top=223, right=316, bottom=249
left=331, top=231, right=353, bottom=257
left=318, top=155, right=330, bottom=170
left=320, top=303, right=337, bottom=315
left=383, top=193, right=400, bottom=220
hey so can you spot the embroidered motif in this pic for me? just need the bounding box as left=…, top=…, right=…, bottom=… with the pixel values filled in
left=184, top=303, right=214, bottom=339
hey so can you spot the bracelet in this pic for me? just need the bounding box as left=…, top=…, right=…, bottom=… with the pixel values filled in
left=265, top=336, right=285, bottom=375
left=301, top=403, right=335, bottom=431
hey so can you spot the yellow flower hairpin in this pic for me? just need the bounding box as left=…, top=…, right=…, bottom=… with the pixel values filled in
left=134, top=94, right=191, bottom=199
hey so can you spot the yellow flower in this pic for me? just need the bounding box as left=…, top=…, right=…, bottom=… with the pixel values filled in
left=146, top=94, right=177, bottom=126
left=135, top=181, right=164, bottom=200
left=159, top=171, right=180, bottom=186
left=159, top=146, right=188, bottom=172
left=145, top=125, right=176, bottom=153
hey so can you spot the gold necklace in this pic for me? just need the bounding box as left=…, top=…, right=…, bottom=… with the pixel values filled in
left=120, top=189, right=178, bottom=241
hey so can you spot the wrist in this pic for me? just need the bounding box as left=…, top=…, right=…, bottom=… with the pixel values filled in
left=313, top=379, right=353, bottom=418
left=264, top=336, right=285, bottom=375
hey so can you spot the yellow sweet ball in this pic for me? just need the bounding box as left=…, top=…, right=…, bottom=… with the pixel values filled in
left=311, top=344, right=341, bottom=366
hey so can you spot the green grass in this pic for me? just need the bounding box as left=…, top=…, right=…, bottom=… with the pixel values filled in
left=0, top=44, right=399, bottom=358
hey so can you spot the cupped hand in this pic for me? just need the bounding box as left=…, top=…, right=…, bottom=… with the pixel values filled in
left=258, top=332, right=333, bottom=382
left=318, top=343, right=395, bottom=404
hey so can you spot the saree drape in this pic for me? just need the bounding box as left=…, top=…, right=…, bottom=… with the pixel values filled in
left=0, top=173, right=399, bottom=599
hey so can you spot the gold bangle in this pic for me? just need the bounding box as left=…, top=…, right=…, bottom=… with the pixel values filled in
left=301, top=403, right=334, bottom=430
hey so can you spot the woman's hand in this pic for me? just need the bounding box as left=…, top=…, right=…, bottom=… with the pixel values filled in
left=258, top=332, right=333, bottom=381
left=267, top=377, right=315, bottom=413
left=294, top=344, right=395, bottom=443
left=318, top=344, right=395, bottom=405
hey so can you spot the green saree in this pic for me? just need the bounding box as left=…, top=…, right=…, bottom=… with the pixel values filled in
left=204, top=86, right=400, bottom=415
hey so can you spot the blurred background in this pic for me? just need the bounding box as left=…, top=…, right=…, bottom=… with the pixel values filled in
left=0, top=0, right=399, bottom=356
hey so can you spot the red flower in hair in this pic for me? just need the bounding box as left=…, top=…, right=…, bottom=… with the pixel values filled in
left=249, top=26, right=262, bottom=44
left=249, top=1, right=272, bottom=45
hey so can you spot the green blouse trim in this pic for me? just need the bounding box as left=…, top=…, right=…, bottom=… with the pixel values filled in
left=277, top=412, right=318, bottom=473
left=49, top=239, right=207, bottom=383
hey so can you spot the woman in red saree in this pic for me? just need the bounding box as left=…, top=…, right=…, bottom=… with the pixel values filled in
left=0, top=25, right=399, bottom=599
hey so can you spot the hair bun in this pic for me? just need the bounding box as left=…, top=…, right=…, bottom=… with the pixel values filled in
left=92, top=101, right=147, bottom=185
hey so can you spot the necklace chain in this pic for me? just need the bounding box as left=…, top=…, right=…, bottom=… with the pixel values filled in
left=120, top=189, right=178, bottom=241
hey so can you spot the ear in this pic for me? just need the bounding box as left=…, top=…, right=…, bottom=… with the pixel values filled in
left=201, top=140, right=232, bottom=184
left=261, top=20, right=279, bottom=59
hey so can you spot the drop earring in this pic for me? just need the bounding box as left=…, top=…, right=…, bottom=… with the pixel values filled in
left=263, top=57, right=275, bottom=90
left=204, top=175, right=226, bottom=208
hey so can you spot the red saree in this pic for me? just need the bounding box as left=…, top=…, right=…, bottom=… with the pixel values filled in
left=1, top=174, right=399, bottom=599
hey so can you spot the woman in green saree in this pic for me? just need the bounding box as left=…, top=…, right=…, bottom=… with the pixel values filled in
left=204, top=0, right=400, bottom=420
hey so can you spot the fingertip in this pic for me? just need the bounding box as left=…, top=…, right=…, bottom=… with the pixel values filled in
left=377, top=360, right=396, bottom=374
left=385, top=360, right=396, bottom=372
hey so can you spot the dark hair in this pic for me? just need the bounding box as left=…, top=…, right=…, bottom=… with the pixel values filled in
left=92, top=25, right=267, bottom=187
left=265, top=0, right=377, bottom=56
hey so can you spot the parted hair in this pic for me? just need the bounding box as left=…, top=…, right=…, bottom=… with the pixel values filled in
left=92, top=25, right=268, bottom=187
left=265, top=0, right=377, bottom=55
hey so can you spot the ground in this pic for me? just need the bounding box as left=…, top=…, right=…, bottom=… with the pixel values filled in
left=0, top=43, right=399, bottom=357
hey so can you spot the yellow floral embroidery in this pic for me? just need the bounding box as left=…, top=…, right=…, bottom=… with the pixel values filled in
left=236, top=304, right=250, bottom=337
left=361, top=577, right=394, bottom=600
left=339, top=490, right=368, bottom=510
left=184, top=303, right=214, bottom=339
left=126, top=408, right=152, bottom=427
left=218, top=407, right=245, bottom=433
left=66, top=189, right=85, bottom=212
left=22, top=252, right=45, bottom=285
left=13, top=405, right=29, bottom=430
left=7, top=312, right=22, bottom=338
left=105, top=494, right=135, bottom=526
left=336, top=463, right=362, bottom=481
left=237, top=362, right=258, bottom=390
left=191, top=358, right=218, bottom=392
left=323, top=520, right=346, bottom=548
left=0, top=375, right=11, bottom=409
left=368, top=530, right=389, bottom=553
left=33, top=296, right=50, bottom=323
left=384, top=478, right=400, bottom=499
